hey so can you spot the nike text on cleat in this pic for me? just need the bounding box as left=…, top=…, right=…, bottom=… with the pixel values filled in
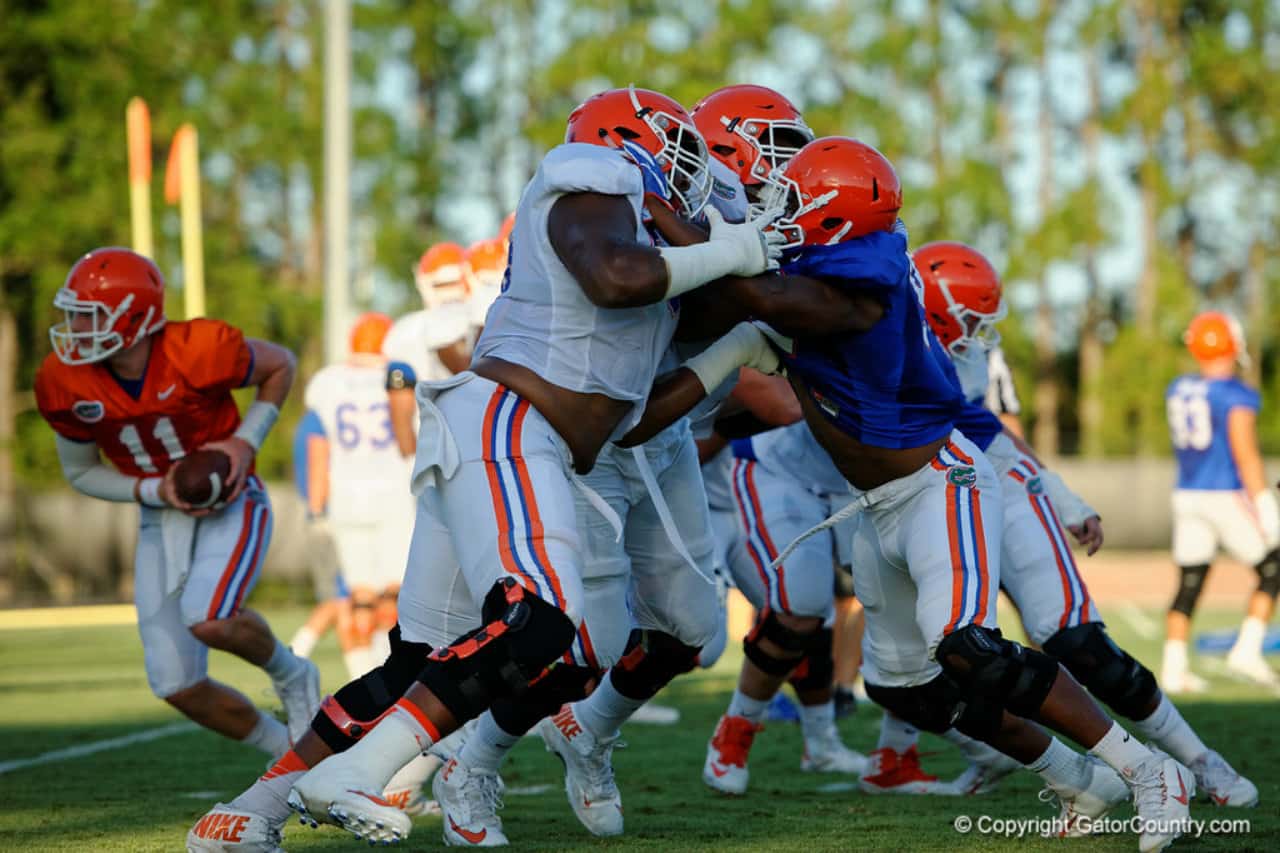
left=273, top=658, right=321, bottom=744
left=539, top=706, right=624, bottom=836
left=1190, top=749, right=1258, bottom=807
left=858, top=746, right=952, bottom=795
left=433, top=757, right=509, bottom=847
left=186, top=803, right=284, bottom=852
left=1123, top=753, right=1194, bottom=853
left=702, top=715, right=762, bottom=795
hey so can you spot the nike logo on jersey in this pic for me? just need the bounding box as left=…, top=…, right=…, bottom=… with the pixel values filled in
left=449, top=816, right=487, bottom=844
left=157, top=383, right=177, bottom=400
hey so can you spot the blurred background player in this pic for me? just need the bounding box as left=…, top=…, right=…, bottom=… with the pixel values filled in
left=465, top=237, right=507, bottom=337
left=383, top=241, right=474, bottom=456
left=287, top=407, right=344, bottom=660
left=1163, top=311, right=1280, bottom=691
left=33, top=247, right=319, bottom=757
left=301, top=312, right=408, bottom=679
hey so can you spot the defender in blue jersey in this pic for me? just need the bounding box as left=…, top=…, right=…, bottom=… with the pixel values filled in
left=752, top=137, right=1191, bottom=849
left=1164, top=311, right=1280, bottom=691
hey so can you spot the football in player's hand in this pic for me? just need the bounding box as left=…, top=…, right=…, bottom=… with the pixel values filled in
left=172, top=449, right=232, bottom=508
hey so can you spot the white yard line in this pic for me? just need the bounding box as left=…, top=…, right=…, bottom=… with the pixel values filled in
left=0, top=721, right=195, bottom=775
left=1116, top=602, right=1158, bottom=639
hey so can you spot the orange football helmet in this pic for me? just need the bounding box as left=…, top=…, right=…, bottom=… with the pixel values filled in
left=1185, top=311, right=1244, bottom=363
left=466, top=238, right=507, bottom=291
left=914, top=242, right=1006, bottom=355
left=691, top=84, right=813, bottom=190
left=757, top=137, right=902, bottom=250
left=349, top=312, right=392, bottom=356
left=565, top=86, right=712, bottom=216
left=498, top=212, right=516, bottom=247
left=50, top=247, right=167, bottom=365
left=415, top=242, right=469, bottom=308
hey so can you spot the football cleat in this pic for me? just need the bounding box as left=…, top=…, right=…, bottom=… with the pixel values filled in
left=1038, top=755, right=1129, bottom=837
left=628, top=701, right=680, bottom=726
left=186, top=803, right=284, bottom=853
left=433, top=757, right=508, bottom=847
left=287, top=749, right=411, bottom=844
left=272, top=657, right=321, bottom=744
left=1161, top=668, right=1209, bottom=695
left=538, top=705, right=624, bottom=837
left=1224, top=651, right=1280, bottom=688
left=1189, top=749, right=1258, bottom=807
left=858, top=746, right=952, bottom=795
left=949, top=752, right=1022, bottom=796
left=383, top=752, right=444, bottom=816
left=703, top=715, right=762, bottom=795
left=800, top=723, right=868, bottom=775
left=1123, top=752, right=1194, bottom=853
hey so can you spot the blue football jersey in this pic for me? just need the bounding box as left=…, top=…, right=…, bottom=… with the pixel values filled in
left=777, top=231, right=963, bottom=450
left=1166, top=375, right=1260, bottom=490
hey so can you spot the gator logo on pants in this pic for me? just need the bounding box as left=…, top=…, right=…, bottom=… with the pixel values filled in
left=947, top=466, right=977, bottom=488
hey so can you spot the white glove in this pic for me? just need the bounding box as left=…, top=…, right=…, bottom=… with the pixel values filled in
left=1037, top=468, right=1097, bottom=530
left=1254, top=490, right=1280, bottom=546
left=659, top=207, right=784, bottom=298
left=684, top=322, right=779, bottom=393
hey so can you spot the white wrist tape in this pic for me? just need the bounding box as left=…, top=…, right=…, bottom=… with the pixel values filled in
left=234, top=401, right=280, bottom=451
left=137, top=477, right=165, bottom=507
left=684, top=323, right=766, bottom=394
left=1253, top=490, right=1280, bottom=545
left=1038, top=467, right=1097, bottom=529
left=659, top=241, right=744, bottom=299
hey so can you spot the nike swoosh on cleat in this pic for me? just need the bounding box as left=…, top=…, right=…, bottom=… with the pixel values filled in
left=1173, top=771, right=1189, bottom=805
left=710, top=763, right=730, bottom=778
left=1211, top=793, right=1229, bottom=806
left=449, top=816, right=487, bottom=844
left=352, top=789, right=395, bottom=808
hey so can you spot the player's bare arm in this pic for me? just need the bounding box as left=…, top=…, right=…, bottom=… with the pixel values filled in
left=435, top=339, right=471, bottom=375
left=188, top=338, right=296, bottom=507
left=548, top=192, right=670, bottom=308
left=386, top=387, right=417, bottom=457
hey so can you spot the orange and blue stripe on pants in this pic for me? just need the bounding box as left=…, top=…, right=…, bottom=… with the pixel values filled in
left=731, top=458, right=791, bottom=614
left=207, top=477, right=271, bottom=621
left=1007, top=458, right=1092, bottom=629
left=937, top=443, right=992, bottom=635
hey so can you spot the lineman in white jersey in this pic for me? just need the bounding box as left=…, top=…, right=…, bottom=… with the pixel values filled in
left=383, top=241, right=474, bottom=457
left=302, top=313, right=410, bottom=679
left=282, top=86, right=784, bottom=846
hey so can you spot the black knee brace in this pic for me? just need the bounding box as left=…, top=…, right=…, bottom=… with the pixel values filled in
left=1170, top=563, right=1210, bottom=617
left=743, top=609, right=816, bottom=676
left=610, top=629, right=702, bottom=701
left=416, top=578, right=577, bottom=722
left=313, top=624, right=433, bottom=753
left=788, top=627, right=835, bottom=693
left=1042, top=623, right=1158, bottom=720
left=935, top=625, right=1060, bottom=718
left=1255, top=548, right=1280, bottom=599
left=489, top=663, right=600, bottom=737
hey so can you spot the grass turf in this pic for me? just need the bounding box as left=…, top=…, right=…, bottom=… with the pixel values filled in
left=0, top=604, right=1276, bottom=851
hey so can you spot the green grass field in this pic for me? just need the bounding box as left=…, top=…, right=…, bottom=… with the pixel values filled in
left=1, top=604, right=1276, bottom=852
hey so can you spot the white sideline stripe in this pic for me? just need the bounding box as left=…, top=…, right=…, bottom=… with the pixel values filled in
left=1117, top=602, right=1158, bottom=639
left=0, top=604, right=136, bottom=631
left=0, top=721, right=196, bottom=775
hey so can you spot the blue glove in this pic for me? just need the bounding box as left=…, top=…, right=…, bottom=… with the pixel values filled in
left=618, top=139, right=670, bottom=204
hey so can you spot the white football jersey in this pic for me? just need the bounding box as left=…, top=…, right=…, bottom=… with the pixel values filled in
left=473, top=143, right=679, bottom=439
left=469, top=281, right=501, bottom=330
left=304, top=360, right=412, bottom=523
left=383, top=302, right=473, bottom=386
left=707, top=157, right=749, bottom=223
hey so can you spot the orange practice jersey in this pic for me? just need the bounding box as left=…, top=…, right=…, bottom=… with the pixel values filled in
left=35, top=318, right=254, bottom=477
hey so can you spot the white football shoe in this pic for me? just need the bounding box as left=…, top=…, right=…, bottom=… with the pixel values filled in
left=1225, top=651, right=1280, bottom=689
left=272, top=657, right=321, bottom=744
left=433, top=757, right=508, bottom=847
left=703, top=715, right=762, bottom=795
left=1123, top=752, right=1194, bottom=853
left=287, top=749, right=411, bottom=844
left=1038, top=755, right=1129, bottom=837
left=799, top=723, right=868, bottom=775
left=538, top=705, right=624, bottom=836
left=1161, top=668, right=1210, bottom=695
left=186, top=803, right=284, bottom=853
left=383, top=752, right=444, bottom=816
left=1190, top=749, right=1258, bottom=807
left=949, top=752, right=1022, bottom=796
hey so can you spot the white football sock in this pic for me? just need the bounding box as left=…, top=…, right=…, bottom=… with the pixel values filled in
left=573, top=675, right=646, bottom=739
left=349, top=702, right=438, bottom=788
left=876, top=712, right=921, bottom=753
left=384, top=752, right=442, bottom=794
left=726, top=689, right=769, bottom=725
left=1089, top=721, right=1152, bottom=776
left=457, top=711, right=522, bottom=773
left=263, top=639, right=304, bottom=683
left=1132, top=694, right=1209, bottom=766
left=1162, top=640, right=1188, bottom=677
left=289, top=626, right=320, bottom=659
left=240, top=709, right=290, bottom=758
left=799, top=699, right=836, bottom=744
left=1026, top=737, right=1091, bottom=792
left=942, top=728, right=1006, bottom=765
left=1230, top=617, right=1267, bottom=659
